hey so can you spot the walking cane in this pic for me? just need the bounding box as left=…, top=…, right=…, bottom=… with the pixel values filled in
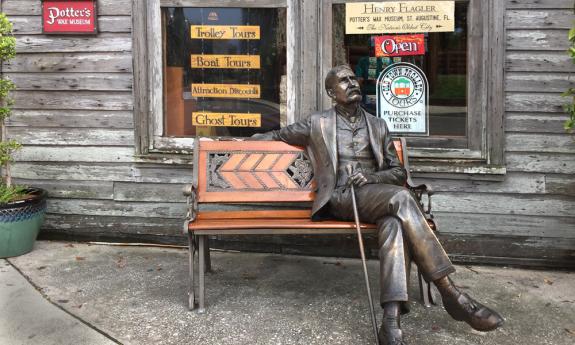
left=346, top=165, right=379, bottom=345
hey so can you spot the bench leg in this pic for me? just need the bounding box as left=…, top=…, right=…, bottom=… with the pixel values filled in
left=198, top=235, right=206, bottom=313
left=417, top=266, right=435, bottom=307
left=204, top=236, right=212, bottom=273
left=188, top=232, right=196, bottom=311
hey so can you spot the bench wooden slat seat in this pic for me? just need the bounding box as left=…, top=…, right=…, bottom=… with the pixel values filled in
left=191, top=210, right=376, bottom=232
left=184, top=138, right=436, bottom=313
left=190, top=219, right=376, bottom=232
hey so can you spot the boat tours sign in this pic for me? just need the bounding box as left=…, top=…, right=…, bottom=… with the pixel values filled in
left=42, top=0, right=97, bottom=34
left=190, top=54, right=260, bottom=69
left=346, top=1, right=454, bottom=34
left=377, top=62, right=429, bottom=136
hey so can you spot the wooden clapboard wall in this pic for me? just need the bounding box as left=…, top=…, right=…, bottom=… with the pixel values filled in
left=1, top=0, right=574, bottom=266
left=2, top=0, right=188, bottom=239
left=427, top=0, right=575, bottom=267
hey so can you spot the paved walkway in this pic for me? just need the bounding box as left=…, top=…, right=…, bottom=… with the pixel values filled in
left=2, top=241, right=575, bottom=345
left=0, top=259, right=116, bottom=345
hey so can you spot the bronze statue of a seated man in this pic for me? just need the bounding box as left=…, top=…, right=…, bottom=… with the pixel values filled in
left=253, top=65, right=503, bottom=345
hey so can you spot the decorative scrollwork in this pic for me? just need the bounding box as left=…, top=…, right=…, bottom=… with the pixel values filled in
left=207, top=153, right=231, bottom=190
left=287, top=153, right=314, bottom=188
left=205, top=150, right=315, bottom=191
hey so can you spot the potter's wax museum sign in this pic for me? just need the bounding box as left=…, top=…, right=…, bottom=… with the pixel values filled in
left=346, top=1, right=454, bottom=34
left=42, top=0, right=97, bottom=34
left=377, top=63, right=429, bottom=136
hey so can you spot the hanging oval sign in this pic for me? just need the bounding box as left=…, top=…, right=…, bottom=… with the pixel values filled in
left=376, top=62, right=429, bottom=136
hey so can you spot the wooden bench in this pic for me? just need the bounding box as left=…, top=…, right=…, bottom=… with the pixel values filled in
left=183, top=138, right=436, bottom=313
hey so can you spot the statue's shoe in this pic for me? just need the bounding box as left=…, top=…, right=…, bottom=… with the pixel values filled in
left=378, top=325, right=407, bottom=345
left=442, top=291, right=504, bottom=332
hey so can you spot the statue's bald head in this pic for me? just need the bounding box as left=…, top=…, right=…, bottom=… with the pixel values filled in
left=325, top=65, right=354, bottom=93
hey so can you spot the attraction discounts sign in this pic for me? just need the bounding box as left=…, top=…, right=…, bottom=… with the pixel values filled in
left=346, top=1, right=454, bottom=34
left=42, top=0, right=97, bottom=34
left=374, top=34, right=425, bottom=57
left=377, top=63, right=429, bottom=136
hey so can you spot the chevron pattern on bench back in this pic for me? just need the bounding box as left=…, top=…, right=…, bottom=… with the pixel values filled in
left=195, top=139, right=405, bottom=204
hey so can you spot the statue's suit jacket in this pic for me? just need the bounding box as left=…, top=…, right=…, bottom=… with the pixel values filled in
left=263, top=107, right=407, bottom=219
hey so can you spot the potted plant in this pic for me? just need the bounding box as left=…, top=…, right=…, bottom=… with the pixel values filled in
left=0, top=13, right=47, bottom=258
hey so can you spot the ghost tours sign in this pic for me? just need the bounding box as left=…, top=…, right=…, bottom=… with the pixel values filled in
left=377, top=62, right=429, bottom=136
left=42, top=0, right=98, bottom=34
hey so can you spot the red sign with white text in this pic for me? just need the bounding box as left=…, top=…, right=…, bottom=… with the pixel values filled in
left=374, top=35, right=425, bottom=57
left=42, top=0, right=97, bottom=34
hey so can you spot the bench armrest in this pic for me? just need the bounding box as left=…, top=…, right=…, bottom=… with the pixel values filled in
left=406, top=177, right=436, bottom=230
left=183, top=184, right=198, bottom=234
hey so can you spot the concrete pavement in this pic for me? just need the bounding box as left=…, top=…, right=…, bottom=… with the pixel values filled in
left=0, top=259, right=117, bottom=345
left=2, top=241, right=575, bottom=345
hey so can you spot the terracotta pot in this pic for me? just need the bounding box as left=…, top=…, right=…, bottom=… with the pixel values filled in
left=0, top=187, right=47, bottom=258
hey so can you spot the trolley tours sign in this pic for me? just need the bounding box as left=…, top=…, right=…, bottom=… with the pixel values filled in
left=377, top=62, right=429, bottom=136
left=42, top=0, right=98, bottom=35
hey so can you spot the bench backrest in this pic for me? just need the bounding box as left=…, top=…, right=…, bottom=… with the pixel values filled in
left=193, top=138, right=407, bottom=205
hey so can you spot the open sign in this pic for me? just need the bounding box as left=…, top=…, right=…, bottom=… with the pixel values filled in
left=374, top=34, right=425, bottom=57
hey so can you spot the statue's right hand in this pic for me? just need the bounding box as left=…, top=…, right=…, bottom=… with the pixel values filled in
left=251, top=132, right=274, bottom=141
left=348, top=171, right=378, bottom=187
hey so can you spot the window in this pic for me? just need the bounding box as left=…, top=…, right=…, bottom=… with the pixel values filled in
left=134, top=0, right=504, bottom=173
left=133, top=0, right=295, bottom=153
left=320, top=0, right=505, bottom=171
left=163, top=7, right=287, bottom=138
left=333, top=2, right=468, bottom=142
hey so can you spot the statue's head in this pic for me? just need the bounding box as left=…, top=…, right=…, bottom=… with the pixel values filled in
left=325, top=65, right=362, bottom=105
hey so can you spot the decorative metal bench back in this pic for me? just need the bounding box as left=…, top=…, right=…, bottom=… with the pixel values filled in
left=194, top=139, right=405, bottom=203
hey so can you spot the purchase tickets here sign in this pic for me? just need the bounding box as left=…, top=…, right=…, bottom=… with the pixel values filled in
left=346, top=1, right=454, bottom=34
left=42, top=0, right=97, bottom=34
left=377, top=63, right=429, bottom=136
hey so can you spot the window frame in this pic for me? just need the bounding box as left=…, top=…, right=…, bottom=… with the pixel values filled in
left=133, top=0, right=297, bottom=154
left=320, top=0, right=505, bottom=172
left=133, top=0, right=505, bottom=174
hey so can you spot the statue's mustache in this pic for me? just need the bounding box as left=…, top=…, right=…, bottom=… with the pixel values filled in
left=347, top=87, right=360, bottom=95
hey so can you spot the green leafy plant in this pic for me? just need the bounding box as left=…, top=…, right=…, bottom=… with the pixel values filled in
left=0, top=13, right=24, bottom=202
left=563, top=17, right=575, bottom=132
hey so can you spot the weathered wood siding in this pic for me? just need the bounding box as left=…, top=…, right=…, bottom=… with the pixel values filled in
left=3, top=0, right=188, bottom=240
left=2, top=0, right=574, bottom=266
left=430, top=0, right=575, bottom=266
